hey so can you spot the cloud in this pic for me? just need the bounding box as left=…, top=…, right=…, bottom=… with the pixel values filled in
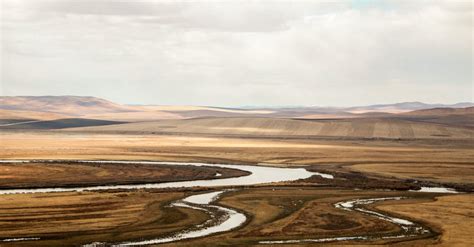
left=1, top=0, right=472, bottom=106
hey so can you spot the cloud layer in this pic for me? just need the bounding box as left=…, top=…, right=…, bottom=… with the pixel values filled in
left=1, top=0, right=472, bottom=106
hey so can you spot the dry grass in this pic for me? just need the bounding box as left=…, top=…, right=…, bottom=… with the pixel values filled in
left=168, top=188, right=440, bottom=246
left=0, top=131, right=473, bottom=246
left=0, top=162, right=247, bottom=189
left=379, top=194, right=474, bottom=247
left=0, top=191, right=209, bottom=246
left=1, top=132, right=473, bottom=186
left=350, top=163, right=474, bottom=185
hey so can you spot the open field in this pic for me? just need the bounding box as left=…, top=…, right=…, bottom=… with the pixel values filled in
left=2, top=187, right=464, bottom=247
left=1, top=132, right=473, bottom=187
left=209, top=188, right=442, bottom=246
left=349, top=163, right=474, bottom=185
left=0, top=123, right=473, bottom=246
left=379, top=194, right=474, bottom=247
left=0, top=161, right=248, bottom=189
left=0, top=190, right=210, bottom=246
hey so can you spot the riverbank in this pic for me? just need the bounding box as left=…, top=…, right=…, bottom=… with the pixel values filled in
left=0, top=160, right=249, bottom=189
left=0, top=132, right=473, bottom=246
left=0, top=187, right=450, bottom=247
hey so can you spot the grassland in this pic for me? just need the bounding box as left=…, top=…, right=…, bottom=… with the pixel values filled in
left=0, top=126, right=473, bottom=246
left=2, top=187, right=463, bottom=247
left=0, top=190, right=211, bottom=246
left=1, top=132, right=473, bottom=188
left=0, top=161, right=248, bottom=189
left=158, top=187, right=458, bottom=246
left=349, top=162, right=474, bottom=185
left=379, top=194, right=474, bottom=247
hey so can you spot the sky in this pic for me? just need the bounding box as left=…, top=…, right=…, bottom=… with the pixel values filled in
left=1, top=0, right=472, bottom=107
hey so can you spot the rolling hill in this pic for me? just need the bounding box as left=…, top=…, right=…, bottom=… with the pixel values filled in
left=404, top=107, right=474, bottom=116
left=393, top=107, right=474, bottom=128
left=0, top=118, right=125, bottom=130
left=0, top=96, right=137, bottom=116
left=1, top=96, right=472, bottom=121
left=2, top=96, right=473, bottom=134
left=346, top=102, right=474, bottom=114
left=68, top=117, right=474, bottom=140
left=0, top=109, right=69, bottom=121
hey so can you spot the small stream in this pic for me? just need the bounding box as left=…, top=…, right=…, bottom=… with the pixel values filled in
left=259, top=197, right=431, bottom=244
left=0, top=160, right=455, bottom=245
left=110, top=190, right=246, bottom=246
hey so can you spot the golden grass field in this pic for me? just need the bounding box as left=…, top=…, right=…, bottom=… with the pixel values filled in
left=3, top=187, right=468, bottom=247
left=0, top=128, right=473, bottom=246
left=152, top=188, right=472, bottom=247
left=0, top=161, right=248, bottom=189
left=379, top=194, right=474, bottom=247
left=0, top=190, right=211, bottom=246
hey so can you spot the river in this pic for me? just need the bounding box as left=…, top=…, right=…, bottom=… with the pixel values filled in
left=0, top=159, right=451, bottom=245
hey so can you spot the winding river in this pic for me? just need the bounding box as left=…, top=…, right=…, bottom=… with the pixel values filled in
left=0, top=159, right=446, bottom=245
left=0, top=160, right=317, bottom=195
left=260, top=197, right=431, bottom=244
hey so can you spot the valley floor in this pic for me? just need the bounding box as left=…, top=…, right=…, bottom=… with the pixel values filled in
left=0, top=131, right=473, bottom=246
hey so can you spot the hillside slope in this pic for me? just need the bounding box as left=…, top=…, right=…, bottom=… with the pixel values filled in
left=68, top=117, right=474, bottom=139
left=0, top=118, right=125, bottom=129
left=0, top=96, right=137, bottom=116
left=395, top=107, right=474, bottom=128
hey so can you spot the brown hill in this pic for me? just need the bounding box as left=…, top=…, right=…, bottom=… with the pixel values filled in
left=0, top=109, right=69, bottom=120
left=347, top=102, right=474, bottom=114
left=82, top=111, right=183, bottom=122
left=404, top=107, right=474, bottom=116
left=0, top=96, right=137, bottom=116
left=2, top=96, right=472, bottom=123
left=394, top=107, right=474, bottom=128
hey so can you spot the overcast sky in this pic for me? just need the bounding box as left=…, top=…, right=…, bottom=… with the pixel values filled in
left=1, top=0, right=472, bottom=107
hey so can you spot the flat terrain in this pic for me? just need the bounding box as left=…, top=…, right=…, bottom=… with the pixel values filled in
left=0, top=190, right=210, bottom=246
left=349, top=163, right=474, bottom=185
left=212, top=188, right=443, bottom=246
left=1, top=132, right=473, bottom=188
left=379, top=194, right=474, bottom=247
left=0, top=119, right=473, bottom=246
left=0, top=161, right=248, bottom=189
left=1, top=187, right=460, bottom=247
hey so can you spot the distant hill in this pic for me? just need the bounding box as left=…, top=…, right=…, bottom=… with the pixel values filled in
left=0, top=109, right=69, bottom=120
left=404, top=107, right=474, bottom=116
left=346, top=102, right=474, bottom=114
left=0, top=118, right=124, bottom=130
left=394, top=107, right=474, bottom=128
left=1, top=96, right=472, bottom=121
left=0, top=96, right=137, bottom=116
